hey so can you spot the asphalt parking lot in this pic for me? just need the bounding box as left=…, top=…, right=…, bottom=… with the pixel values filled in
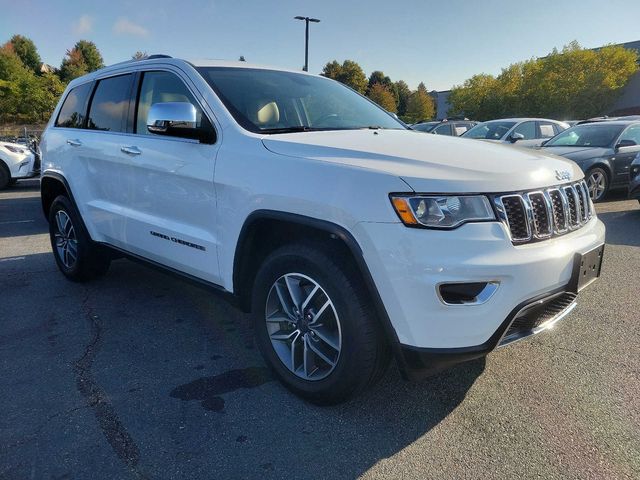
left=1, top=179, right=639, bottom=480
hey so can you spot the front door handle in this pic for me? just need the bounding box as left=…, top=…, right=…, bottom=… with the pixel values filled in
left=121, top=146, right=142, bottom=156
left=67, top=139, right=82, bottom=147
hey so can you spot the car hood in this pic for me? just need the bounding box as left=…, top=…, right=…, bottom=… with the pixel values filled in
left=262, top=129, right=583, bottom=192
left=541, top=146, right=612, bottom=162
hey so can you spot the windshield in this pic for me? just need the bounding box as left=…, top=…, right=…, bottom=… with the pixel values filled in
left=412, top=122, right=439, bottom=132
left=545, top=124, right=625, bottom=148
left=196, top=67, right=406, bottom=133
left=463, top=121, right=517, bottom=140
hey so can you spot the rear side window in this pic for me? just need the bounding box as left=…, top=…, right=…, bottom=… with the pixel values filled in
left=55, top=82, right=93, bottom=128
left=538, top=122, right=557, bottom=138
left=87, top=74, right=134, bottom=132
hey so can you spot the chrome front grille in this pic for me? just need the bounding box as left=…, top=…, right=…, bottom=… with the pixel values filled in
left=495, top=180, right=593, bottom=244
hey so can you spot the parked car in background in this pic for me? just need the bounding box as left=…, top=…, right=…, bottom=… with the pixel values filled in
left=412, top=119, right=477, bottom=136
left=541, top=120, right=640, bottom=201
left=627, top=153, right=640, bottom=204
left=0, top=140, right=40, bottom=189
left=462, top=118, right=569, bottom=148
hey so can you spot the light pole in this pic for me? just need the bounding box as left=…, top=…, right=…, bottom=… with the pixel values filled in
left=294, top=16, right=320, bottom=72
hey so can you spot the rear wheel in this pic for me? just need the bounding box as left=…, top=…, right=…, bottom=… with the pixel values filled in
left=48, top=195, right=110, bottom=281
left=586, top=167, right=609, bottom=202
left=252, top=243, right=389, bottom=405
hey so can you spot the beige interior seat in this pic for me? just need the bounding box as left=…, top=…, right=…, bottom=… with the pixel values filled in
left=249, top=100, right=280, bottom=127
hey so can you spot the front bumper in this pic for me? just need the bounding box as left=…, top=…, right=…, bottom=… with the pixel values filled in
left=354, top=216, right=605, bottom=352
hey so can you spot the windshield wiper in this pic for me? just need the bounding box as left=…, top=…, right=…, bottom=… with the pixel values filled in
left=260, top=126, right=326, bottom=134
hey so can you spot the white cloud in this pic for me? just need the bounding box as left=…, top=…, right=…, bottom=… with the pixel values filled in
left=73, top=14, right=94, bottom=35
left=113, top=17, right=149, bottom=37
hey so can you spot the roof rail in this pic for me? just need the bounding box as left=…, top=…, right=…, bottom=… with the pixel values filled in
left=146, top=54, right=173, bottom=59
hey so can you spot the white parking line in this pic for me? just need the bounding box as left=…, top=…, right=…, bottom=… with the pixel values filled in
left=0, top=256, right=26, bottom=262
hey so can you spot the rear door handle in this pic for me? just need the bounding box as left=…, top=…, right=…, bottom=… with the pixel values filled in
left=121, top=146, right=142, bottom=156
left=67, top=139, right=82, bottom=147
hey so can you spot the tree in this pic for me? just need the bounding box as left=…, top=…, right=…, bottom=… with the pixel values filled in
left=394, top=80, right=411, bottom=116
left=75, top=40, right=104, bottom=72
left=447, top=42, right=638, bottom=120
left=0, top=45, right=63, bottom=123
left=320, top=59, right=368, bottom=94
left=5, top=35, right=41, bottom=72
left=405, top=82, right=435, bottom=123
left=59, top=47, right=88, bottom=82
left=367, top=70, right=392, bottom=92
left=367, top=83, right=397, bottom=112
left=132, top=51, right=148, bottom=60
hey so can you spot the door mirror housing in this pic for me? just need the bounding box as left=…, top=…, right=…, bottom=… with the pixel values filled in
left=615, top=139, right=640, bottom=152
left=148, top=102, right=197, bottom=134
left=509, top=132, right=525, bottom=143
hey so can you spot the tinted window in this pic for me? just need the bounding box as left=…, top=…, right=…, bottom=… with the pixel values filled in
left=135, top=71, right=208, bottom=137
left=412, top=122, right=438, bottom=132
left=87, top=75, right=133, bottom=132
left=433, top=124, right=452, bottom=135
left=55, top=82, right=93, bottom=128
left=463, top=121, right=517, bottom=140
left=512, top=121, right=536, bottom=139
left=539, top=122, right=556, bottom=138
left=197, top=67, right=404, bottom=133
left=619, top=125, right=640, bottom=145
left=545, top=124, right=624, bottom=148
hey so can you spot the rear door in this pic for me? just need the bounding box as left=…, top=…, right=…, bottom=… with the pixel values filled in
left=122, top=69, right=221, bottom=284
left=80, top=73, right=136, bottom=245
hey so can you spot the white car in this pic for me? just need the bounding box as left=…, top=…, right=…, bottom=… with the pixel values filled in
left=462, top=118, right=569, bottom=148
left=0, top=140, right=39, bottom=189
left=39, top=57, right=605, bottom=404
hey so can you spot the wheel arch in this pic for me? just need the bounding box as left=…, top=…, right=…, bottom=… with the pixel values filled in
left=41, top=172, right=78, bottom=221
left=233, top=210, right=406, bottom=372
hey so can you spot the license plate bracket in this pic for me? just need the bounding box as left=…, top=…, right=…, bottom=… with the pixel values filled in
left=569, top=244, right=604, bottom=293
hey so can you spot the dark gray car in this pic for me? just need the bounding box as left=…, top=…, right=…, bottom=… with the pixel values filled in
left=629, top=153, right=640, bottom=203
left=541, top=121, right=640, bottom=201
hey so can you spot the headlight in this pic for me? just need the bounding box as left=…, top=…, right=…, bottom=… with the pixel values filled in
left=3, top=145, right=25, bottom=154
left=390, top=194, right=495, bottom=228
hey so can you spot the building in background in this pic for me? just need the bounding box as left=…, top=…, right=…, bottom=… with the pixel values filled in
left=432, top=40, right=640, bottom=120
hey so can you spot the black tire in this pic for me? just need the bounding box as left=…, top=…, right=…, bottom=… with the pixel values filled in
left=585, top=167, right=609, bottom=202
left=252, top=243, right=389, bottom=405
left=0, top=163, right=10, bottom=190
left=8, top=178, right=18, bottom=186
left=48, top=195, right=110, bottom=281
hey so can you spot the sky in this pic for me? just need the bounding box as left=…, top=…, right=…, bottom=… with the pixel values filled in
left=1, top=0, right=640, bottom=91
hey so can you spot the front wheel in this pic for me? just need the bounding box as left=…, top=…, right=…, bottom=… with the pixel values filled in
left=48, top=195, right=111, bottom=281
left=252, top=244, right=389, bottom=405
left=586, top=167, right=609, bottom=202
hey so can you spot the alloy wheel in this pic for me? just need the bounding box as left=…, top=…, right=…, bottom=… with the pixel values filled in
left=587, top=171, right=606, bottom=201
left=265, top=273, right=342, bottom=381
left=53, top=210, right=78, bottom=269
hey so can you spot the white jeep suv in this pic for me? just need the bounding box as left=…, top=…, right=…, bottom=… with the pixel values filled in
left=40, top=56, right=605, bottom=404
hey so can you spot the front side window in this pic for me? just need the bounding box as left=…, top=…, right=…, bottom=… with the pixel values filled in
left=55, top=82, right=93, bottom=128
left=619, top=124, right=640, bottom=146
left=412, top=122, right=438, bottom=132
left=463, top=121, right=517, bottom=140
left=545, top=124, right=625, bottom=148
left=512, top=121, right=536, bottom=140
left=196, top=67, right=405, bottom=133
left=433, top=123, right=452, bottom=135
left=87, top=74, right=134, bottom=132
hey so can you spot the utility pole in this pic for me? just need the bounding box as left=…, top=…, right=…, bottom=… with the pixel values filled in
left=294, top=16, right=320, bottom=72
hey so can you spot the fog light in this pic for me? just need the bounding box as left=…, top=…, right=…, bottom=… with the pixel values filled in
left=437, top=281, right=499, bottom=305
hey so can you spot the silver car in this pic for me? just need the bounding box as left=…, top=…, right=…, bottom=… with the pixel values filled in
left=462, top=118, right=569, bottom=148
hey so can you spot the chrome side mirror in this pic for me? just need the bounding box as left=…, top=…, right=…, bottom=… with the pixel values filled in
left=510, top=132, right=525, bottom=143
left=147, top=102, right=197, bottom=134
